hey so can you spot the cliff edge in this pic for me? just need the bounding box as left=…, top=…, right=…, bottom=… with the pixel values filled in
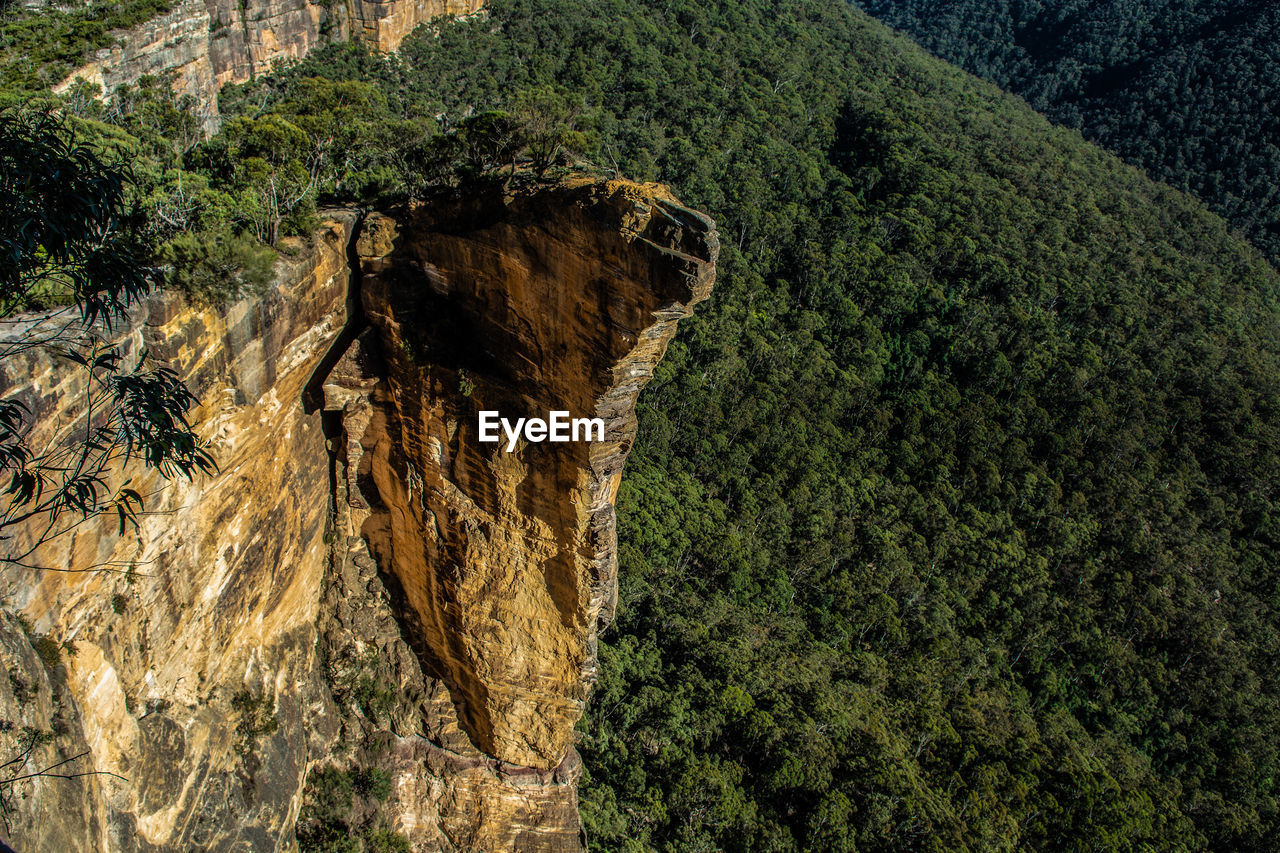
left=53, top=0, right=485, bottom=133
left=0, top=178, right=717, bottom=851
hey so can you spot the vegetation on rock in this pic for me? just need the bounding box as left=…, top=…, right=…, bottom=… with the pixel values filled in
left=0, top=1, right=175, bottom=91
left=4, top=0, right=1280, bottom=849
left=296, top=765, right=410, bottom=853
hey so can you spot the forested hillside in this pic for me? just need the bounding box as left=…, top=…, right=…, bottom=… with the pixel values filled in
left=855, top=0, right=1280, bottom=266
left=358, top=1, right=1277, bottom=848
left=6, top=0, right=1280, bottom=849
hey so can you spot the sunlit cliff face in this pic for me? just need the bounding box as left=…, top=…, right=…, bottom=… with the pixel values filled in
left=53, top=0, right=487, bottom=133
left=333, top=180, right=718, bottom=769
left=0, top=178, right=716, bottom=851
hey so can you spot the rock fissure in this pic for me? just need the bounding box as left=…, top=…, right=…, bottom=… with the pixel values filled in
left=0, top=178, right=715, bottom=851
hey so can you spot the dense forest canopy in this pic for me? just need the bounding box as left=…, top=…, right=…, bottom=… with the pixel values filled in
left=360, top=1, right=1277, bottom=848
left=854, top=0, right=1280, bottom=266
left=4, top=0, right=1280, bottom=849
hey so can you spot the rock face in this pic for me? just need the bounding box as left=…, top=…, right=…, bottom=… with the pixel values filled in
left=53, top=0, right=222, bottom=132
left=0, top=214, right=357, bottom=849
left=54, top=0, right=485, bottom=133
left=343, top=182, right=717, bottom=770
left=0, top=179, right=717, bottom=851
left=351, top=0, right=483, bottom=51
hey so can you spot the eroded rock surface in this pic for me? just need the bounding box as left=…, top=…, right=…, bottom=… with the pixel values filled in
left=336, top=181, right=717, bottom=771
left=0, top=214, right=357, bottom=849
left=0, top=179, right=716, bottom=851
left=54, top=0, right=485, bottom=133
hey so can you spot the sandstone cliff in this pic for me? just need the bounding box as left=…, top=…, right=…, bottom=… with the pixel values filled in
left=0, top=179, right=717, bottom=851
left=54, top=0, right=485, bottom=133
left=0, top=213, right=357, bottom=849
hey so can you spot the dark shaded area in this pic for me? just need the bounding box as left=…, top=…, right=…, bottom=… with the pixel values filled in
left=303, top=212, right=368, bottom=415
left=857, top=0, right=1280, bottom=265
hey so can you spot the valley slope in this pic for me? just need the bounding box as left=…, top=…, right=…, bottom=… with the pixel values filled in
left=855, top=0, right=1280, bottom=266
left=4, top=0, right=1280, bottom=850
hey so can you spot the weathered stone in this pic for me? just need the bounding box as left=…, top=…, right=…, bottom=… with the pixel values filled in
left=54, top=0, right=486, bottom=134
left=0, top=214, right=356, bottom=849
left=351, top=0, right=484, bottom=51
left=0, top=611, right=102, bottom=851
left=0, top=180, right=717, bottom=851
left=53, top=0, right=221, bottom=133
left=346, top=179, right=718, bottom=770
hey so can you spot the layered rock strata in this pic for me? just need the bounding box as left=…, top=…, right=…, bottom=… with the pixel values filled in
left=329, top=181, right=717, bottom=772
left=54, top=0, right=485, bottom=133
left=0, top=214, right=358, bottom=849
left=0, top=179, right=717, bottom=851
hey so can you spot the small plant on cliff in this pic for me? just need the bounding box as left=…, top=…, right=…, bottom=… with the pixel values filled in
left=327, top=648, right=398, bottom=725
left=352, top=767, right=392, bottom=802
left=297, top=769, right=360, bottom=851
left=30, top=634, right=61, bottom=670
left=296, top=765, right=409, bottom=853
left=350, top=673, right=396, bottom=725
left=6, top=673, right=32, bottom=705
left=158, top=227, right=278, bottom=303
left=457, top=368, right=476, bottom=398
left=231, top=688, right=279, bottom=755
left=362, top=828, right=410, bottom=853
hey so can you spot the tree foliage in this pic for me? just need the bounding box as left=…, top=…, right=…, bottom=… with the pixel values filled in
left=0, top=107, right=212, bottom=567
left=855, top=0, right=1280, bottom=265
left=1, top=107, right=149, bottom=319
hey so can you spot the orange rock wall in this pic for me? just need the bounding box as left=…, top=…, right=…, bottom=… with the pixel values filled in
left=0, top=180, right=717, bottom=851
left=0, top=215, right=357, bottom=849
left=54, top=0, right=485, bottom=133
left=342, top=182, right=717, bottom=772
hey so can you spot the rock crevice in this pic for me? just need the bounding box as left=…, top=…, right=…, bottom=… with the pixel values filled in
left=0, top=178, right=716, bottom=851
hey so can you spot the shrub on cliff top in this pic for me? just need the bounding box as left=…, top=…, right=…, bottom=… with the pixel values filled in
left=0, top=1, right=176, bottom=91
left=158, top=227, right=277, bottom=304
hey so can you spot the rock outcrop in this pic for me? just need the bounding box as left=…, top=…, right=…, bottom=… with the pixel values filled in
left=341, top=181, right=717, bottom=770
left=0, top=213, right=357, bottom=849
left=54, top=0, right=485, bottom=133
left=0, top=179, right=717, bottom=851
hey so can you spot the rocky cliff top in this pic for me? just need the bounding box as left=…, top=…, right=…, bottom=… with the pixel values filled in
left=0, top=177, right=717, bottom=851
left=54, top=0, right=486, bottom=132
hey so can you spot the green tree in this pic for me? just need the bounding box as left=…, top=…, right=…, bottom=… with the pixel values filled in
left=510, top=86, right=590, bottom=176
left=206, top=114, right=314, bottom=245
left=0, top=107, right=213, bottom=568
